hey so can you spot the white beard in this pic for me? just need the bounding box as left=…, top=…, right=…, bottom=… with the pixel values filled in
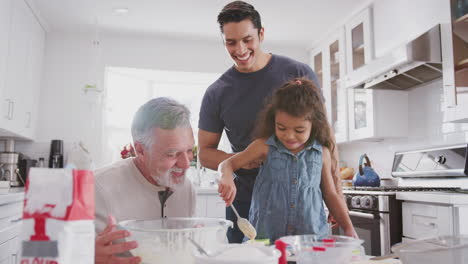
left=152, top=167, right=186, bottom=190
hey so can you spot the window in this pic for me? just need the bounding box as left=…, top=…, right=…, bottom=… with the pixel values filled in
left=102, top=67, right=229, bottom=165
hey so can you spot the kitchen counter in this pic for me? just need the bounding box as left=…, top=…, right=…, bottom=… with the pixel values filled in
left=396, top=191, right=468, bottom=205
left=0, top=187, right=24, bottom=205
left=195, top=184, right=219, bottom=195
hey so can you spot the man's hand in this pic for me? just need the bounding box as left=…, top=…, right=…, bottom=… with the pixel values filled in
left=218, top=175, right=237, bottom=206
left=95, top=215, right=141, bottom=264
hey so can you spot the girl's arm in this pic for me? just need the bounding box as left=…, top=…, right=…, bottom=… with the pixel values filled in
left=320, top=147, right=358, bottom=238
left=218, top=138, right=269, bottom=206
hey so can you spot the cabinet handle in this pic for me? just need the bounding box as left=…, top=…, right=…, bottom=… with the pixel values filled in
left=26, top=112, right=31, bottom=128
left=9, top=101, right=14, bottom=120
left=10, top=218, right=22, bottom=223
left=12, top=253, right=17, bottom=263
left=5, top=99, right=11, bottom=119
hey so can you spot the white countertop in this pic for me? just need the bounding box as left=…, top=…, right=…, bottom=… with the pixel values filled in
left=195, top=184, right=219, bottom=195
left=0, top=187, right=25, bottom=205
left=396, top=191, right=468, bottom=205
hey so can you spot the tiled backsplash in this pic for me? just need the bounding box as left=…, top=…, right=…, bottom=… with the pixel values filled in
left=14, top=141, right=71, bottom=167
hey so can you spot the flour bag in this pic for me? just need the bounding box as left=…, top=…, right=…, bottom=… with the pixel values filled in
left=19, top=168, right=95, bottom=264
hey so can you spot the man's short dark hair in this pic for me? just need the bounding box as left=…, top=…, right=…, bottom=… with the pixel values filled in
left=217, top=1, right=262, bottom=34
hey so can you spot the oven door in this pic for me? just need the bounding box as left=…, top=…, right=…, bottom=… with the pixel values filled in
left=333, top=210, right=390, bottom=256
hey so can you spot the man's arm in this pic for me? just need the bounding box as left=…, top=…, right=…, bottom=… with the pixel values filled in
left=198, top=129, right=234, bottom=170
left=330, top=126, right=344, bottom=197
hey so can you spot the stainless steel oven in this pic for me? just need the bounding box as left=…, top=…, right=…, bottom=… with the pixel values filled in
left=336, top=186, right=462, bottom=256
left=334, top=189, right=402, bottom=256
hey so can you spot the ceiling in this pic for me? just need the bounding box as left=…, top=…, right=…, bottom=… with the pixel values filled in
left=31, top=0, right=371, bottom=48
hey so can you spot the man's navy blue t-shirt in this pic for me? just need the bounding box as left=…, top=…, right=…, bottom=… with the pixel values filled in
left=198, top=54, right=320, bottom=202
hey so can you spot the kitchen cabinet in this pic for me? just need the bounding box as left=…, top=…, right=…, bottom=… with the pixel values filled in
left=398, top=192, right=468, bottom=240
left=0, top=0, right=12, bottom=119
left=0, top=191, right=23, bottom=263
left=345, top=7, right=374, bottom=75
left=195, top=190, right=226, bottom=219
left=310, top=30, right=349, bottom=143
left=402, top=201, right=454, bottom=239
left=0, top=0, right=45, bottom=140
left=373, top=0, right=448, bottom=58
left=442, top=0, right=468, bottom=123
left=348, top=88, right=408, bottom=141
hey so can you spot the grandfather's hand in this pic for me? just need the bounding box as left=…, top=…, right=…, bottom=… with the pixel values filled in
left=95, top=215, right=141, bottom=264
left=218, top=175, right=237, bottom=206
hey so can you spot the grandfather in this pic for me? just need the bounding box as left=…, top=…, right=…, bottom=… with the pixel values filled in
left=94, top=97, right=196, bottom=264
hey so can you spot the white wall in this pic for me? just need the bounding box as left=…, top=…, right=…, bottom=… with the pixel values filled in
left=338, top=79, right=468, bottom=186
left=16, top=31, right=309, bottom=167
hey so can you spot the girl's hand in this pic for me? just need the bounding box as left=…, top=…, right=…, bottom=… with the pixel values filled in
left=218, top=174, right=236, bottom=206
left=344, top=227, right=359, bottom=239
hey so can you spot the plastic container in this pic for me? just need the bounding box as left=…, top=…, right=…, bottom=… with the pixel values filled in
left=392, top=235, right=468, bottom=264
left=119, top=218, right=232, bottom=264
left=194, top=244, right=280, bottom=264
left=279, top=235, right=364, bottom=264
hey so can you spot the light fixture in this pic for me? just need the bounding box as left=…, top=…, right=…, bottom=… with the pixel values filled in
left=113, top=7, right=129, bottom=15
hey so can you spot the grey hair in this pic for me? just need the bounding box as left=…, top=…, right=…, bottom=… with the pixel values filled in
left=131, top=97, right=191, bottom=148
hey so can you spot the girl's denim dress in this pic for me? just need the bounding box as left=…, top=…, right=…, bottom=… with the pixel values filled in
left=249, top=135, right=328, bottom=242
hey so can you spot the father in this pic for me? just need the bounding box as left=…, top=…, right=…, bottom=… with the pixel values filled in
left=198, top=1, right=343, bottom=243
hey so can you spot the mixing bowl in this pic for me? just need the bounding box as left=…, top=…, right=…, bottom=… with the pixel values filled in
left=392, top=235, right=468, bottom=264
left=118, top=217, right=232, bottom=264
left=279, top=234, right=364, bottom=264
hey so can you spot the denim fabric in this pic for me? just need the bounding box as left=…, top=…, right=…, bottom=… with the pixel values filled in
left=249, top=135, right=328, bottom=242
left=226, top=200, right=251, bottom=243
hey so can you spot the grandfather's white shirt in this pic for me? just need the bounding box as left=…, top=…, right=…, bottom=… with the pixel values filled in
left=94, top=158, right=196, bottom=233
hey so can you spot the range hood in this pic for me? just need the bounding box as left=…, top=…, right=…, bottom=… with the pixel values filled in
left=345, top=25, right=443, bottom=90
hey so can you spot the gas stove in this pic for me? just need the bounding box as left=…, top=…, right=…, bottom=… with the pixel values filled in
left=343, top=186, right=461, bottom=211
left=343, top=186, right=461, bottom=196
left=334, top=144, right=468, bottom=256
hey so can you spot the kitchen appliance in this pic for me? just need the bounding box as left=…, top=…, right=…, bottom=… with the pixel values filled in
left=18, top=158, right=37, bottom=185
left=392, top=144, right=468, bottom=178
left=0, top=139, right=21, bottom=186
left=337, top=144, right=468, bottom=256
left=353, top=154, right=381, bottom=187
left=338, top=186, right=460, bottom=257
left=0, top=152, right=21, bottom=186
left=344, top=25, right=442, bottom=90
left=48, top=140, right=64, bottom=168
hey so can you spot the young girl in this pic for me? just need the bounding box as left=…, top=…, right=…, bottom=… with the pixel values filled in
left=218, top=78, right=357, bottom=241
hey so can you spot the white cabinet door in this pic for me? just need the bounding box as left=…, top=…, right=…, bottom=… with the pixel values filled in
left=442, top=2, right=468, bottom=123
left=0, top=240, right=11, bottom=264
left=206, top=195, right=226, bottom=219
left=310, top=48, right=324, bottom=95
left=21, top=10, right=45, bottom=139
left=324, top=31, right=348, bottom=143
left=195, top=195, right=207, bottom=217
left=0, top=0, right=12, bottom=122
left=310, top=29, right=349, bottom=143
left=348, top=88, right=408, bottom=141
left=2, top=0, right=31, bottom=135
left=402, top=202, right=454, bottom=239
left=1, top=0, right=44, bottom=139
left=345, top=7, right=374, bottom=74
left=373, top=0, right=448, bottom=58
